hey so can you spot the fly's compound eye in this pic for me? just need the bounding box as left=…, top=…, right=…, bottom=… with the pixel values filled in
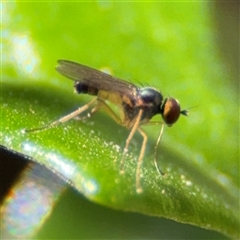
left=162, top=98, right=181, bottom=125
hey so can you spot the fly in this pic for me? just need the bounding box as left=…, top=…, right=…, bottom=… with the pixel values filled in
left=26, top=60, right=188, bottom=193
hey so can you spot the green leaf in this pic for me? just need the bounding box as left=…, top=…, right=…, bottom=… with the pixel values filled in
left=2, top=2, right=239, bottom=239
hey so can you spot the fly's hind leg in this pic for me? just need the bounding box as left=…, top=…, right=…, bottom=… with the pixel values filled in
left=66, top=97, right=121, bottom=123
left=25, top=97, right=98, bottom=132
left=74, top=98, right=104, bottom=122
left=95, top=99, right=123, bottom=125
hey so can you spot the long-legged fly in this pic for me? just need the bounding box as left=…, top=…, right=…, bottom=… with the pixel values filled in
left=27, top=60, right=188, bottom=193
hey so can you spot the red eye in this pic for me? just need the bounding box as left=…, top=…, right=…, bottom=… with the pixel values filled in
left=162, top=98, right=181, bottom=125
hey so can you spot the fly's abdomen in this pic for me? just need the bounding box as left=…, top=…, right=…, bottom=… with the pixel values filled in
left=74, top=81, right=99, bottom=96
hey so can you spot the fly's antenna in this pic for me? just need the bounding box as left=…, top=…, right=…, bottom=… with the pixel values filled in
left=154, top=124, right=165, bottom=176
left=181, top=105, right=199, bottom=116
left=180, top=109, right=188, bottom=116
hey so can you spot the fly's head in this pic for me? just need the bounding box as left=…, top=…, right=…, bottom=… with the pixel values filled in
left=161, top=97, right=188, bottom=126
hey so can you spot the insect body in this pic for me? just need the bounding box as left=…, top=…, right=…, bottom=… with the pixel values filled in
left=28, top=60, right=188, bottom=193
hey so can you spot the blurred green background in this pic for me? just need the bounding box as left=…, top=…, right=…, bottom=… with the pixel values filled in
left=1, top=1, right=239, bottom=239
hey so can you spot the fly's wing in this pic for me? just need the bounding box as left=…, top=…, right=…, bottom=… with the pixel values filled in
left=56, top=60, right=138, bottom=97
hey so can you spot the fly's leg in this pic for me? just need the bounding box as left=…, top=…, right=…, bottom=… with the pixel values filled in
left=69, top=98, right=123, bottom=123
left=120, top=109, right=143, bottom=174
left=96, top=102, right=148, bottom=193
left=135, top=127, right=148, bottom=194
left=140, top=121, right=165, bottom=176
left=154, top=124, right=165, bottom=176
left=74, top=99, right=104, bottom=122
left=25, top=97, right=98, bottom=132
left=95, top=99, right=123, bottom=125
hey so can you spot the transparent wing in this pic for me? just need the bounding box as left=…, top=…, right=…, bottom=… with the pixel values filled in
left=56, top=60, right=139, bottom=96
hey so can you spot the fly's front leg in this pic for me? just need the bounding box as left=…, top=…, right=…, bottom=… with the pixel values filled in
left=154, top=124, right=165, bottom=176
left=143, top=121, right=165, bottom=176
left=120, top=109, right=143, bottom=174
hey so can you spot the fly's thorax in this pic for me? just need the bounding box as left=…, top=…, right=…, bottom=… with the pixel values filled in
left=74, top=81, right=99, bottom=96
left=137, top=87, right=163, bottom=119
left=138, top=87, right=163, bottom=107
left=122, top=87, right=164, bottom=123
